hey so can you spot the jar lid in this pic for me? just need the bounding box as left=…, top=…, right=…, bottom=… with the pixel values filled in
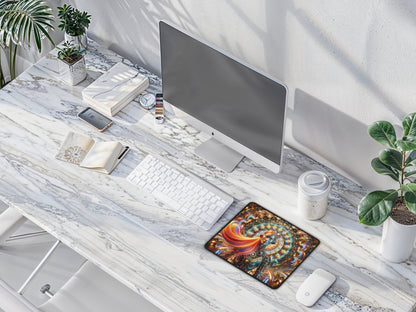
left=298, top=170, right=331, bottom=199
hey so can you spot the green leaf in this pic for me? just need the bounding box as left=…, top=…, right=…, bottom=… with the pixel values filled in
left=395, top=136, right=416, bottom=152
left=406, top=158, right=416, bottom=167
left=379, top=149, right=403, bottom=170
left=405, top=150, right=416, bottom=164
left=371, top=157, right=399, bottom=181
left=404, top=153, right=416, bottom=177
left=404, top=165, right=416, bottom=178
left=401, top=183, right=416, bottom=214
left=403, top=112, right=416, bottom=137
left=358, top=190, right=398, bottom=226
left=368, top=121, right=396, bottom=148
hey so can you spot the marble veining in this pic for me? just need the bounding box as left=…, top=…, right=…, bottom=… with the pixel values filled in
left=0, top=40, right=414, bottom=312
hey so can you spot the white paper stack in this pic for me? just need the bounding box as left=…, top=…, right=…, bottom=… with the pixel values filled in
left=82, top=62, right=149, bottom=117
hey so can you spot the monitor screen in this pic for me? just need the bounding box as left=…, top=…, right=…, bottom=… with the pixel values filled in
left=160, top=21, right=286, bottom=169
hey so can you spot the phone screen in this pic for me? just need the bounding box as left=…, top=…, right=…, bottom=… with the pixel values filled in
left=78, top=107, right=112, bottom=131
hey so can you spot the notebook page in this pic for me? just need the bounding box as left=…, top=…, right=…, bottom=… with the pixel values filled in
left=80, top=141, right=123, bottom=173
left=55, top=132, right=95, bottom=165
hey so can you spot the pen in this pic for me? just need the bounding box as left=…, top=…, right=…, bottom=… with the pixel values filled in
left=118, top=146, right=129, bottom=159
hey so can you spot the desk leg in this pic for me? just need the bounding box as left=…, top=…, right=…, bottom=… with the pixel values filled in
left=18, top=240, right=60, bottom=295
left=7, top=230, right=47, bottom=241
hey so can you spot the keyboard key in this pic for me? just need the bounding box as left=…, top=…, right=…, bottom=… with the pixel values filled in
left=195, top=218, right=204, bottom=226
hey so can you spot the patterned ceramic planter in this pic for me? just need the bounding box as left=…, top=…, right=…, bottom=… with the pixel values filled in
left=64, top=32, right=88, bottom=51
left=381, top=217, right=416, bottom=263
left=58, top=55, right=87, bottom=86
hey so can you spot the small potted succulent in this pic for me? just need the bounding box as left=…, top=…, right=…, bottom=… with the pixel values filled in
left=57, top=4, right=91, bottom=50
left=57, top=41, right=87, bottom=85
left=358, top=112, right=416, bottom=262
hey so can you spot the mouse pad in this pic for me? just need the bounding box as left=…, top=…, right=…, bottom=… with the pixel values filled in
left=205, top=202, right=320, bottom=289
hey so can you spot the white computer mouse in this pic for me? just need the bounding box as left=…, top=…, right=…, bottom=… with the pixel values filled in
left=296, top=268, right=336, bottom=307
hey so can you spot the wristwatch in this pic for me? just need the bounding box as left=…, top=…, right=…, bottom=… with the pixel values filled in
left=139, top=92, right=156, bottom=110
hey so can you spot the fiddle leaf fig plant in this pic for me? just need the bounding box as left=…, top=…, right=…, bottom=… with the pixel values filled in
left=358, top=112, right=416, bottom=226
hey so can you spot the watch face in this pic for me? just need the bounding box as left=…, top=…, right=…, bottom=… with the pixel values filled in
left=139, top=93, right=156, bottom=109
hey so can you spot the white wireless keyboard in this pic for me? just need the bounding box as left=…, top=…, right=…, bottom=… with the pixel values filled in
left=127, top=154, right=233, bottom=230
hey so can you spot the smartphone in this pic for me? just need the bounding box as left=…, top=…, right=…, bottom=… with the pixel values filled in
left=77, top=107, right=113, bottom=132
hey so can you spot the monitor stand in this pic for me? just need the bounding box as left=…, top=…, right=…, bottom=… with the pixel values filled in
left=195, top=138, right=244, bottom=173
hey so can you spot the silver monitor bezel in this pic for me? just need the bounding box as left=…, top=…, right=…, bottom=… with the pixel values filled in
left=160, top=21, right=288, bottom=174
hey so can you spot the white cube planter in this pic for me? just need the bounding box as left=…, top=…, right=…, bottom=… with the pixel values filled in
left=64, top=32, right=88, bottom=51
left=58, top=56, right=87, bottom=86
left=381, top=217, right=416, bottom=263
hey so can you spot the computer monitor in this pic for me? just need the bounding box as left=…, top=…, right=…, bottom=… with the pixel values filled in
left=159, top=21, right=287, bottom=173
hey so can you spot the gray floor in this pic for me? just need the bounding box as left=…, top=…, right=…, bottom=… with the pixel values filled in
left=0, top=202, right=85, bottom=307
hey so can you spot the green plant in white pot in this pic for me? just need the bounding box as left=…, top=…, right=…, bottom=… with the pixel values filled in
left=57, top=4, right=91, bottom=51
left=56, top=41, right=86, bottom=85
left=358, top=112, right=416, bottom=262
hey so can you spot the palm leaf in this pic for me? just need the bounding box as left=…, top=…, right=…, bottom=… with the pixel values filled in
left=0, top=0, right=55, bottom=51
left=0, top=0, right=54, bottom=83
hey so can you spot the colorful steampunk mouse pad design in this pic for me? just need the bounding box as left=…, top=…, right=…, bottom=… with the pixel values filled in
left=205, top=202, right=320, bottom=289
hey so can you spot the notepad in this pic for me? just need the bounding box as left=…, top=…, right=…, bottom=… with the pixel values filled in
left=56, top=132, right=127, bottom=174
left=82, top=62, right=149, bottom=117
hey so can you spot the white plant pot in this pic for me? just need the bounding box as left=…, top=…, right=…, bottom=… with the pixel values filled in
left=64, top=32, right=88, bottom=51
left=381, top=217, right=416, bottom=263
left=58, top=56, right=87, bottom=86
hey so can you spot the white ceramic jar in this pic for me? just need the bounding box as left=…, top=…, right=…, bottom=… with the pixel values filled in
left=381, top=217, right=416, bottom=263
left=298, top=171, right=331, bottom=220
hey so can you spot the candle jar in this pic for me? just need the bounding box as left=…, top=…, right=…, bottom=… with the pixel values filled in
left=298, top=171, right=331, bottom=220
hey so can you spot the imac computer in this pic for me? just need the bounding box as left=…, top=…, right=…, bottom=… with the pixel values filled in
left=159, top=21, right=287, bottom=173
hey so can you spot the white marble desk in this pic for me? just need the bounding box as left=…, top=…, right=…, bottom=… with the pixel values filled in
left=0, top=41, right=415, bottom=312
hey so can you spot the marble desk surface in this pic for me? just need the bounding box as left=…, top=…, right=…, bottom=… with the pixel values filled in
left=0, top=40, right=415, bottom=312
